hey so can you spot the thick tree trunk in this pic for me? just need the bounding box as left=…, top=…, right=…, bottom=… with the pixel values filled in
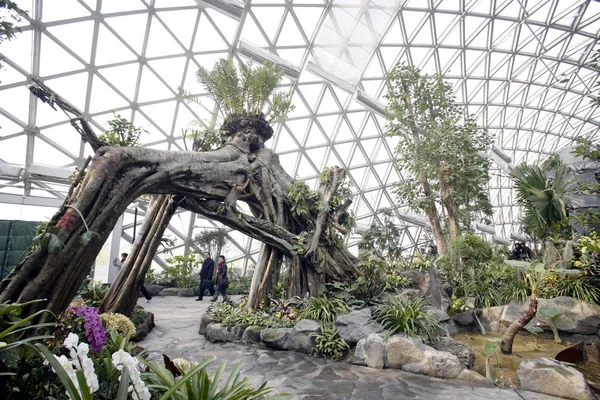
left=501, top=291, right=538, bottom=354
left=99, top=194, right=179, bottom=316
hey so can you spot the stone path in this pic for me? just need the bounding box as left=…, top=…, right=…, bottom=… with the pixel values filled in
left=138, top=296, right=562, bottom=400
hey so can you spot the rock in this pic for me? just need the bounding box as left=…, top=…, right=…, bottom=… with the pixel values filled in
left=401, top=347, right=463, bottom=379
left=241, top=326, right=264, bottom=345
left=441, top=319, right=459, bottom=336
left=206, top=323, right=238, bottom=343
left=145, top=284, right=164, bottom=296
left=178, top=288, right=195, bottom=297
left=452, top=310, right=475, bottom=326
left=498, top=297, right=600, bottom=335
left=198, top=313, right=217, bottom=335
left=159, top=287, right=180, bottom=296
left=428, top=337, right=475, bottom=369
left=398, top=288, right=422, bottom=300
left=426, top=308, right=451, bottom=322
left=363, top=333, right=386, bottom=369
left=385, top=335, right=428, bottom=369
left=399, top=269, right=430, bottom=295
left=335, top=308, right=381, bottom=345
left=132, top=310, right=154, bottom=341
left=456, top=369, right=490, bottom=384
left=480, top=306, right=505, bottom=333
left=349, top=339, right=367, bottom=365
left=517, top=357, right=597, bottom=400
left=260, top=328, right=291, bottom=350
left=289, top=319, right=320, bottom=354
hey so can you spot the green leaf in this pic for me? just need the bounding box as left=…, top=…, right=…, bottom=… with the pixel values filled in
left=80, top=231, right=100, bottom=245
left=48, top=234, right=64, bottom=253
left=35, top=343, right=82, bottom=400
left=525, top=326, right=544, bottom=334
left=116, top=367, right=130, bottom=400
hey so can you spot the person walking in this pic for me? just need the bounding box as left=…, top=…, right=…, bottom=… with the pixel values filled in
left=211, top=255, right=229, bottom=303
left=196, top=251, right=215, bottom=301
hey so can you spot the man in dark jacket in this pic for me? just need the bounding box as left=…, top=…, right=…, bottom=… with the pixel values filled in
left=196, top=252, right=215, bottom=301
left=211, top=255, right=229, bottom=303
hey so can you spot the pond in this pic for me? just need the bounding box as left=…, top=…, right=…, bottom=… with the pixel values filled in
left=454, top=332, right=600, bottom=394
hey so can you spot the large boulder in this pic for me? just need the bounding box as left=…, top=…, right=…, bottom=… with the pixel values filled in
left=260, top=328, right=291, bottom=350
left=517, top=358, right=597, bottom=400
left=241, top=326, right=264, bottom=345
left=206, top=323, right=238, bottom=343
left=288, top=319, right=320, bottom=354
left=159, top=287, right=180, bottom=296
left=178, top=288, right=195, bottom=297
left=335, top=308, right=381, bottom=345
left=428, top=337, right=475, bottom=369
left=363, top=333, right=386, bottom=369
left=487, top=297, right=600, bottom=335
left=385, top=334, right=429, bottom=369
left=198, top=313, right=217, bottom=335
left=145, top=284, right=164, bottom=296
left=401, top=347, right=463, bottom=379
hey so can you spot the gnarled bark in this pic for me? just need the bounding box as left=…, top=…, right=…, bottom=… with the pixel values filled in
left=0, top=127, right=360, bottom=321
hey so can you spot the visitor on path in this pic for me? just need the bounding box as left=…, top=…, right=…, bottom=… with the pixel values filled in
left=113, top=252, right=128, bottom=271
left=211, top=255, right=229, bottom=303
left=196, top=251, right=215, bottom=301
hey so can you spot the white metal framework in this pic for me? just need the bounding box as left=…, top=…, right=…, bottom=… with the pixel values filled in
left=0, top=0, right=598, bottom=269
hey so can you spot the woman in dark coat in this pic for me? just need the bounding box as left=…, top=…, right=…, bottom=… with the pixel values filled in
left=211, top=255, right=229, bottom=303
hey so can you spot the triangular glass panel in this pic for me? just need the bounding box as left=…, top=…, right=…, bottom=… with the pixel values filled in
left=410, top=47, right=430, bottom=69
left=1, top=31, right=32, bottom=72
left=437, top=0, right=460, bottom=11
left=491, top=20, right=516, bottom=51
left=240, top=13, right=269, bottom=47
left=174, top=103, right=203, bottom=135
left=305, top=147, right=327, bottom=171
left=346, top=111, right=367, bottom=133
left=324, top=150, right=345, bottom=169
left=438, top=48, right=460, bottom=75
left=204, top=9, right=238, bottom=46
left=0, top=114, right=23, bottom=137
left=37, top=38, right=80, bottom=79
left=43, top=0, right=90, bottom=22
left=382, top=18, right=403, bottom=45
left=98, top=63, right=140, bottom=102
left=349, top=146, right=367, bottom=167
left=288, top=92, right=311, bottom=118
left=297, top=83, right=323, bottom=113
left=146, top=17, right=184, bottom=58
left=373, top=161, right=391, bottom=183
left=496, top=0, right=521, bottom=18
left=192, top=12, right=231, bottom=52
left=44, top=73, right=89, bottom=112
left=138, top=66, right=175, bottom=103
left=360, top=137, right=379, bottom=159
left=363, top=56, right=385, bottom=79
left=293, top=6, right=321, bottom=39
left=95, top=24, right=138, bottom=66
left=333, top=142, right=353, bottom=166
left=0, top=134, right=26, bottom=164
left=252, top=7, right=285, bottom=44
left=277, top=150, right=299, bottom=175
left=439, top=19, right=461, bottom=47
left=465, top=50, right=486, bottom=77
left=318, top=87, right=340, bottom=114
left=101, top=0, right=146, bottom=13
left=89, top=76, right=129, bottom=114
left=420, top=54, right=437, bottom=75
left=526, top=1, right=552, bottom=24
left=133, top=111, right=169, bottom=144
left=468, top=22, right=489, bottom=48
left=411, top=17, right=433, bottom=45
left=402, top=11, right=427, bottom=40
left=148, top=57, right=187, bottom=93
left=361, top=115, right=381, bottom=139
left=275, top=49, right=303, bottom=66
left=434, top=12, right=457, bottom=40
left=363, top=166, right=382, bottom=190
left=306, top=121, right=328, bottom=146
left=363, top=188, right=382, bottom=211
left=105, top=14, right=148, bottom=56
left=139, top=101, right=177, bottom=134
left=335, top=119, right=355, bottom=142
left=380, top=47, right=404, bottom=71
left=274, top=126, right=300, bottom=153
left=38, top=123, right=83, bottom=157
left=317, top=115, right=339, bottom=140
left=349, top=166, right=368, bottom=189
left=297, top=154, right=318, bottom=179
left=33, top=137, right=74, bottom=165
left=286, top=118, right=307, bottom=145
left=46, top=21, right=94, bottom=63
left=156, top=9, right=199, bottom=48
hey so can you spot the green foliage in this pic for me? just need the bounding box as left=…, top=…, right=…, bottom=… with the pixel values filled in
left=537, top=306, right=562, bottom=344
left=210, top=301, right=296, bottom=328
left=288, top=181, right=319, bottom=224
left=310, top=325, right=349, bottom=361
left=129, top=309, right=149, bottom=327
left=162, top=252, right=200, bottom=288
left=371, top=295, right=444, bottom=342
left=31, top=224, right=64, bottom=254
left=226, top=268, right=252, bottom=295
left=194, top=229, right=229, bottom=259
left=97, top=113, right=146, bottom=147
left=447, top=296, right=470, bottom=315
left=569, top=138, right=600, bottom=231
left=590, top=49, right=600, bottom=106
left=195, top=59, right=294, bottom=125
left=510, top=161, right=571, bottom=240
left=0, top=1, right=27, bottom=45
left=358, top=208, right=405, bottom=265
left=385, top=64, right=492, bottom=234
left=298, top=296, right=349, bottom=324
left=78, top=281, right=109, bottom=307
left=524, top=325, right=544, bottom=351
left=143, top=357, right=274, bottom=400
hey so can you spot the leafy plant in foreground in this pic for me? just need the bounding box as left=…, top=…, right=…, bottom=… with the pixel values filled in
left=371, top=295, right=443, bottom=342
left=310, top=325, right=350, bottom=361
left=298, top=296, right=350, bottom=324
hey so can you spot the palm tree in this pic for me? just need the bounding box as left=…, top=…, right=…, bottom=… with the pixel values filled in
left=510, top=161, right=571, bottom=241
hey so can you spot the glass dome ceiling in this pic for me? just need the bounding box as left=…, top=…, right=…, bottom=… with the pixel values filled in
left=0, top=0, right=599, bottom=270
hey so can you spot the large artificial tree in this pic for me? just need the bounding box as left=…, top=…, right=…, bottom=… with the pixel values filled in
left=385, top=64, right=493, bottom=254
left=0, top=60, right=360, bottom=320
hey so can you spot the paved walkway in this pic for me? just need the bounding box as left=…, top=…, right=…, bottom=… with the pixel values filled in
left=138, top=296, right=561, bottom=400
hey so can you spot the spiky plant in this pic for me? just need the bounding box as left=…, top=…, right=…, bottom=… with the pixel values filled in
left=193, top=59, right=294, bottom=129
